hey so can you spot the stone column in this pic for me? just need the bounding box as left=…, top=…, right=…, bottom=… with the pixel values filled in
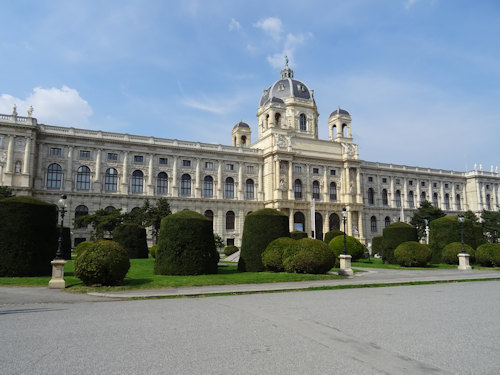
left=121, top=152, right=129, bottom=194
left=5, top=135, right=14, bottom=173
left=289, top=208, right=295, bottom=232
left=64, top=146, right=73, bottom=191
left=288, top=162, right=294, bottom=200
left=238, top=162, right=243, bottom=200
left=390, top=178, right=395, bottom=208
left=275, top=157, right=280, bottom=200
left=172, top=156, right=178, bottom=197
left=217, top=162, right=223, bottom=199
left=258, top=163, right=264, bottom=200
left=305, top=164, right=311, bottom=201
left=22, top=137, right=31, bottom=174
left=195, top=158, right=201, bottom=198
left=323, top=167, right=328, bottom=202
left=148, top=154, right=154, bottom=195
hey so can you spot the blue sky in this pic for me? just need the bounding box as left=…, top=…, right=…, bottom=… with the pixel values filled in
left=1, top=0, right=499, bottom=172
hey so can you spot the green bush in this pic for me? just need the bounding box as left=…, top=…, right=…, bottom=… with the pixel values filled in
left=0, top=196, right=58, bottom=276
left=429, top=216, right=477, bottom=263
left=283, top=238, right=335, bottom=274
left=223, top=245, right=239, bottom=256
left=371, top=236, right=383, bottom=256
left=290, top=231, right=308, bottom=240
left=441, top=242, right=475, bottom=265
left=238, top=208, right=290, bottom=272
left=475, top=243, right=500, bottom=267
left=262, top=237, right=296, bottom=272
left=112, top=223, right=148, bottom=259
left=323, top=229, right=345, bottom=245
left=394, top=241, right=431, bottom=267
left=328, top=235, right=366, bottom=266
left=155, top=210, right=219, bottom=275
left=149, top=245, right=158, bottom=258
left=382, top=222, right=418, bottom=264
left=74, top=240, right=130, bottom=285
left=74, top=241, right=93, bottom=258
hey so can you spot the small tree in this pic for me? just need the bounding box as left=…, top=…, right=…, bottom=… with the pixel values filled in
left=0, top=186, right=14, bottom=199
left=75, top=207, right=124, bottom=240
left=481, top=210, right=500, bottom=243
left=410, top=200, right=445, bottom=239
left=214, top=234, right=224, bottom=250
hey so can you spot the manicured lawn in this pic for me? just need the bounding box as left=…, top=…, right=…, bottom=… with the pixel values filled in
left=354, top=257, right=471, bottom=270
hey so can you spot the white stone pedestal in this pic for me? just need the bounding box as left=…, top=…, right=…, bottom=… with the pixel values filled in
left=457, top=253, right=472, bottom=270
left=338, top=254, right=354, bottom=276
left=48, top=260, right=67, bottom=289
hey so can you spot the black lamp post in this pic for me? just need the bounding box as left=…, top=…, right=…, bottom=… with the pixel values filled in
left=458, top=214, right=465, bottom=254
left=55, top=194, right=67, bottom=260
left=342, top=207, right=347, bottom=255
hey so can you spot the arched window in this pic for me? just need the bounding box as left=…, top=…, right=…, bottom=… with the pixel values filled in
left=46, top=163, right=62, bottom=189
left=157, top=172, right=168, bottom=195
left=294, top=212, right=305, bottom=232
left=312, top=180, right=320, bottom=200
left=368, top=188, right=375, bottom=205
left=444, top=193, right=450, bottom=210
left=226, top=211, right=235, bottom=230
left=204, top=210, right=214, bottom=220
left=395, top=190, right=401, bottom=208
left=275, top=112, right=281, bottom=127
left=245, top=179, right=254, bottom=199
left=203, top=176, right=213, bottom=197
left=420, top=191, right=426, bottom=203
left=456, top=194, right=461, bottom=210
left=408, top=191, right=414, bottom=208
left=382, top=189, right=388, bottom=206
left=131, top=170, right=144, bottom=193
left=105, top=168, right=118, bottom=192
left=329, top=213, right=340, bottom=230
left=181, top=174, right=191, bottom=196
left=241, top=135, right=247, bottom=146
left=294, top=179, right=302, bottom=199
left=104, top=206, right=116, bottom=213
left=76, top=165, right=91, bottom=190
left=385, top=216, right=391, bottom=227
left=370, top=216, right=377, bottom=233
left=299, top=113, right=306, bottom=131
left=224, top=177, right=234, bottom=199
left=432, top=192, right=439, bottom=207
left=74, top=205, right=89, bottom=221
left=486, top=194, right=491, bottom=210
left=329, top=182, right=337, bottom=202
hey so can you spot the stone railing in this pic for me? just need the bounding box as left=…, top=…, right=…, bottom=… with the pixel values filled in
left=361, top=160, right=465, bottom=176
left=0, top=114, right=36, bottom=125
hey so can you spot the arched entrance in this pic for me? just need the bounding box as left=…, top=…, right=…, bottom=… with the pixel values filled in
left=293, top=212, right=305, bottom=232
left=329, top=213, right=340, bottom=231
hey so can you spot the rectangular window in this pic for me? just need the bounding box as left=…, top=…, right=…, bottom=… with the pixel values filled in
left=395, top=179, right=401, bottom=185
left=182, top=160, right=191, bottom=167
left=246, top=165, right=255, bottom=173
left=368, top=176, right=373, bottom=182
left=312, top=167, right=319, bottom=174
left=486, top=184, right=490, bottom=190
left=226, top=163, right=234, bottom=171
left=79, top=150, right=90, bottom=159
left=444, top=183, right=449, bottom=188
left=107, top=153, right=118, bottom=161
left=456, top=184, right=460, bottom=190
left=433, top=182, right=437, bottom=188
left=205, top=161, right=213, bottom=169
left=421, top=181, right=426, bottom=187
left=409, top=180, right=413, bottom=186
left=134, top=155, right=144, bottom=163
left=159, top=157, right=168, bottom=165
left=330, top=169, right=336, bottom=176
left=382, top=178, right=387, bottom=183
left=50, top=147, right=62, bottom=156
left=294, top=166, right=302, bottom=173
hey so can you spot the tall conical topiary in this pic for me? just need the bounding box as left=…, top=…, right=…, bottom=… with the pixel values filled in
left=429, top=216, right=477, bottom=263
left=113, top=223, right=149, bottom=259
left=238, top=208, right=290, bottom=272
left=382, top=222, right=418, bottom=264
left=155, top=210, right=219, bottom=275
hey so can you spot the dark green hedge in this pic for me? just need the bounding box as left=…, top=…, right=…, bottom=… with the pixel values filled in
left=290, top=231, right=308, bottom=240
left=283, top=238, right=335, bottom=274
left=113, top=223, right=149, bottom=259
left=475, top=243, right=500, bottom=267
left=382, top=222, right=418, bottom=264
left=238, top=208, right=290, bottom=272
left=74, top=240, right=130, bottom=285
left=223, top=245, right=239, bottom=256
left=262, top=237, right=296, bottom=272
left=429, top=216, right=478, bottom=263
left=441, top=242, right=475, bottom=265
left=371, top=235, right=383, bottom=256
left=328, top=235, right=366, bottom=266
left=155, top=210, right=219, bottom=275
left=394, top=241, right=431, bottom=267
left=323, top=229, right=345, bottom=245
left=0, top=196, right=58, bottom=276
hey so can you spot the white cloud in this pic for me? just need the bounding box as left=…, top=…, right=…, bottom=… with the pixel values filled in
left=229, top=18, right=241, bottom=32
left=254, top=17, right=283, bottom=41
left=0, top=86, right=93, bottom=127
left=266, top=32, right=312, bottom=68
left=180, top=92, right=252, bottom=115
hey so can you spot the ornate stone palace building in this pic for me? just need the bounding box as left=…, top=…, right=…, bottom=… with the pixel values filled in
left=1, top=63, right=499, bottom=247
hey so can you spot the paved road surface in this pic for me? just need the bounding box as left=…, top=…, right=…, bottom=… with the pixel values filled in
left=1, top=280, right=499, bottom=374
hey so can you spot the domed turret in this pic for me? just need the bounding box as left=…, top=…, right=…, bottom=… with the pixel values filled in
left=328, top=107, right=352, bottom=142
left=232, top=121, right=251, bottom=147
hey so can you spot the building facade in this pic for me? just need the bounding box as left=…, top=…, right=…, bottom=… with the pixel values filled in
left=1, top=63, right=499, bottom=247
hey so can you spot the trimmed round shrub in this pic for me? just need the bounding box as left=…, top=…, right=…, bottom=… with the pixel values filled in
left=441, top=242, right=475, bottom=265
left=149, top=245, right=158, bottom=258
left=0, top=196, right=58, bottom=277
left=475, top=243, right=500, bottom=267
left=74, top=241, right=93, bottom=258
left=283, top=238, right=335, bottom=274
left=382, top=223, right=418, bottom=264
left=323, top=229, right=345, bottom=245
left=329, top=235, right=366, bottom=265
left=74, top=240, right=130, bottom=286
left=429, top=216, right=477, bottom=263
left=371, top=235, right=383, bottom=256
left=238, top=208, right=290, bottom=272
left=262, top=237, right=296, bottom=272
left=394, top=241, right=431, bottom=267
left=223, top=245, right=239, bottom=256
left=155, top=210, right=219, bottom=275
left=290, top=231, right=308, bottom=240
left=112, top=223, right=148, bottom=259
